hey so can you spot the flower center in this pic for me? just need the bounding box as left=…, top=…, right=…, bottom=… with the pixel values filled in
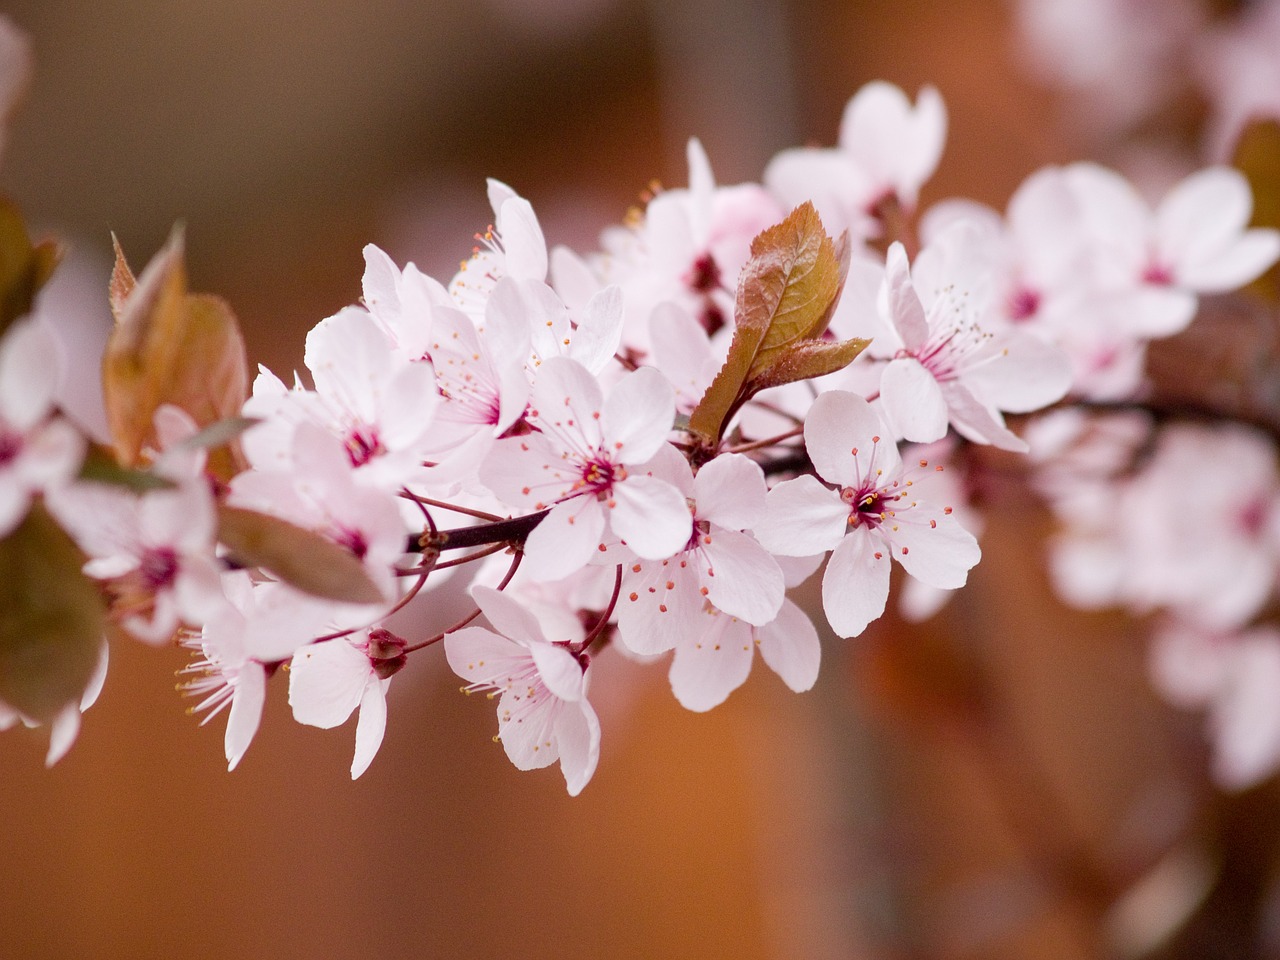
left=139, top=547, right=179, bottom=590
left=1006, top=286, right=1041, bottom=322
left=345, top=426, right=385, bottom=468
left=0, top=428, right=22, bottom=467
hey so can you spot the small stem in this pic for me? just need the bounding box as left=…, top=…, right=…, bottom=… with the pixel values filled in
left=430, top=543, right=506, bottom=572
left=574, top=564, right=622, bottom=654
left=408, top=509, right=550, bottom=554
left=404, top=550, right=523, bottom=653
left=400, top=492, right=501, bottom=524
left=727, top=425, right=804, bottom=454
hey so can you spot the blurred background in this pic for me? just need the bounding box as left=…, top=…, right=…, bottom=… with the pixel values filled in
left=2, top=0, right=1278, bottom=957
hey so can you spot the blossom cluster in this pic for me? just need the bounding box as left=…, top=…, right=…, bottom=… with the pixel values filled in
left=2, top=74, right=1278, bottom=796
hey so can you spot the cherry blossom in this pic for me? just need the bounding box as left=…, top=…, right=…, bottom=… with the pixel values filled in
left=872, top=229, right=1072, bottom=451
left=615, top=447, right=784, bottom=658
left=0, top=317, right=86, bottom=537
left=479, top=356, right=689, bottom=581
left=765, top=82, right=946, bottom=240
left=445, top=586, right=600, bottom=795
left=289, top=629, right=400, bottom=779
left=47, top=479, right=223, bottom=644
left=754, top=391, right=980, bottom=638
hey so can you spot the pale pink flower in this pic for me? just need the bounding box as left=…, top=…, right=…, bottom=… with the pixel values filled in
left=479, top=356, right=689, bottom=581
left=597, top=138, right=784, bottom=348
left=289, top=629, right=400, bottom=780
left=48, top=479, right=223, bottom=644
left=181, top=571, right=335, bottom=771
left=445, top=586, right=600, bottom=795
left=1151, top=621, right=1280, bottom=791
left=754, top=391, right=980, bottom=638
left=0, top=317, right=85, bottom=536
left=1067, top=163, right=1280, bottom=336
left=766, top=81, right=946, bottom=240
left=615, top=447, right=784, bottom=657
left=242, top=305, right=439, bottom=492
left=874, top=230, right=1072, bottom=451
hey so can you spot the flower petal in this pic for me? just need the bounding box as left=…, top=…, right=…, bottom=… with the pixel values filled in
left=350, top=678, right=389, bottom=779
left=669, top=611, right=754, bottom=712
left=822, top=530, right=890, bottom=638
left=757, top=598, right=821, bottom=693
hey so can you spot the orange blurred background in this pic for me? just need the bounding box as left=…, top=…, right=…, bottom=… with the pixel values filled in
left=3, top=2, right=1274, bottom=958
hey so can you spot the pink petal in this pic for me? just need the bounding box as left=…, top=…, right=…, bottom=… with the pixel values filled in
left=881, top=510, right=980, bottom=590
left=669, top=612, right=754, bottom=712
left=804, top=390, right=899, bottom=487
left=524, top=497, right=606, bottom=582
left=530, top=355, right=604, bottom=448
left=1178, top=230, right=1280, bottom=293
left=822, top=530, right=890, bottom=638
left=694, top=453, right=766, bottom=530
left=883, top=243, right=929, bottom=348
left=496, top=196, right=548, bottom=282
left=289, top=639, right=370, bottom=729
left=0, top=317, right=60, bottom=430
left=1156, top=166, right=1251, bottom=268
left=754, top=476, right=847, bottom=556
left=225, top=664, right=265, bottom=771
left=757, top=598, right=821, bottom=693
left=608, top=474, right=691, bottom=560
left=472, top=585, right=547, bottom=646
left=702, top=529, right=784, bottom=626
left=350, top=679, right=389, bottom=779
left=602, top=367, right=675, bottom=465
left=963, top=332, right=1071, bottom=414
left=554, top=698, right=601, bottom=796
left=880, top=357, right=948, bottom=443
left=530, top=642, right=585, bottom=703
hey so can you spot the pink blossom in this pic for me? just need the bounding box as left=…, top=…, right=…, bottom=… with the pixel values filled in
left=480, top=356, right=689, bottom=581
left=766, top=82, right=946, bottom=240
left=754, top=391, right=979, bottom=638
left=445, top=586, right=600, bottom=795
left=289, top=629, right=400, bottom=780
left=0, top=317, right=85, bottom=537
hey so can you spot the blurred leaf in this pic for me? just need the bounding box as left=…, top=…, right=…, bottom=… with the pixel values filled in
left=76, top=444, right=175, bottom=492
left=1233, top=119, right=1280, bottom=303
left=172, top=416, right=259, bottom=454
left=108, top=233, right=136, bottom=323
left=0, top=198, right=61, bottom=336
left=217, top=505, right=385, bottom=605
left=103, top=232, right=250, bottom=477
left=0, top=502, right=106, bottom=723
left=688, top=203, right=853, bottom=444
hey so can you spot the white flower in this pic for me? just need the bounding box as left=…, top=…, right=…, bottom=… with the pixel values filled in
left=289, top=629, right=400, bottom=780
left=445, top=586, right=601, bottom=796
left=874, top=230, right=1072, bottom=451
left=479, top=357, right=690, bottom=581
left=0, top=317, right=85, bottom=537
left=754, top=391, right=980, bottom=638
left=766, top=82, right=946, bottom=240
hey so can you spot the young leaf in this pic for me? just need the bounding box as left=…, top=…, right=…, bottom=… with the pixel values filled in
left=1233, top=119, right=1280, bottom=303
left=746, top=336, right=871, bottom=394
left=77, top=444, right=175, bottom=492
left=108, top=233, right=136, bottom=323
left=0, top=198, right=61, bottom=336
left=103, top=232, right=250, bottom=477
left=687, top=202, right=852, bottom=444
left=741, top=206, right=844, bottom=379
left=217, top=506, right=386, bottom=606
left=0, top=503, right=106, bottom=723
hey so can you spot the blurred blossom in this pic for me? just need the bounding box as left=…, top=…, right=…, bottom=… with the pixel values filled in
left=1196, top=0, right=1280, bottom=160
left=1013, top=0, right=1203, bottom=135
